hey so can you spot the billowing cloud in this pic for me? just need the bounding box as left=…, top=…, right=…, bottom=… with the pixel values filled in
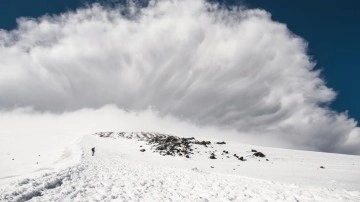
left=0, top=0, right=359, bottom=154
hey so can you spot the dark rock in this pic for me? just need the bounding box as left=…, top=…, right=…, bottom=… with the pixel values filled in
left=320, top=166, right=325, bottom=169
left=266, top=159, right=269, bottom=161
left=216, top=141, right=226, bottom=144
left=133, top=134, right=215, bottom=158
left=253, top=152, right=265, bottom=158
left=239, top=156, right=245, bottom=161
left=210, top=166, right=214, bottom=168
left=251, top=149, right=257, bottom=152
left=194, top=140, right=211, bottom=147
left=210, top=153, right=217, bottom=159
left=140, top=149, right=146, bottom=152
left=165, top=136, right=177, bottom=143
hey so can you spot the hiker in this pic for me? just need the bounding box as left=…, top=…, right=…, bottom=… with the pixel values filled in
left=91, top=147, right=95, bottom=156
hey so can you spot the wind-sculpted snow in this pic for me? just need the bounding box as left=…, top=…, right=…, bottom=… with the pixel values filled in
left=1, top=134, right=359, bottom=202
left=2, top=156, right=359, bottom=202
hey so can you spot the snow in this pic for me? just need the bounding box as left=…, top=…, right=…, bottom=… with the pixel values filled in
left=0, top=132, right=82, bottom=186
left=1, top=132, right=360, bottom=201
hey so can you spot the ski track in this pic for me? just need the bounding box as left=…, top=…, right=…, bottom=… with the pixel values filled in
left=1, top=135, right=360, bottom=202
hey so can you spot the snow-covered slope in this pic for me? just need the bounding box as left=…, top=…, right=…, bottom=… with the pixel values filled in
left=1, top=132, right=360, bottom=201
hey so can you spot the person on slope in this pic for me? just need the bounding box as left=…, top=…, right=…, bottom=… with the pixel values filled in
left=91, top=147, right=95, bottom=156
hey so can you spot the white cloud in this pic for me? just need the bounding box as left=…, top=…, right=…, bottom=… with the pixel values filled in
left=0, top=0, right=359, bottom=154
left=0, top=105, right=261, bottom=158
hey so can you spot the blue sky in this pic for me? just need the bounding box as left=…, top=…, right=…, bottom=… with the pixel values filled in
left=1, top=0, right=360, bottom=154
left=242, top=0, right=360, bottom=125
left=0, top=0, right=359, bottom=125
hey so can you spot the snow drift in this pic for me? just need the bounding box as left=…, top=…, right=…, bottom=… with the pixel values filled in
left=1, top=133, right=360, bottom=201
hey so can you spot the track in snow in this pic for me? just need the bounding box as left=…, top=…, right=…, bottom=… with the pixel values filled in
left=1, top=133, right=360, bottom=201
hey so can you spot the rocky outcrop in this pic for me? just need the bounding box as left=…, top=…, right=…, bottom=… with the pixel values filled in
left=94, top=132, right=269, bottom=161
left=253, top=152, right=266, bottom=158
